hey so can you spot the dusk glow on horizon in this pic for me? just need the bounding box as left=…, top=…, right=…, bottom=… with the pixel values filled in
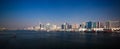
left=0, top=0, right=120, bottom=29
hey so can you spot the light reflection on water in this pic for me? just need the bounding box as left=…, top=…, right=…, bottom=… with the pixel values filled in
left=0, top=30, right=120, bottom=49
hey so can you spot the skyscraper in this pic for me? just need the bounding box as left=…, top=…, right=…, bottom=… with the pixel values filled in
left=80, top=22, right=86, bottom=28
left=93, top=22, right=97, bottom=28
left=61, top=22, right=69, bottom=30
left=61, top=24, right=65, bottom=29
left=86, top=21, right=92, bottom=29
left=105, top=21, right=120, bottom=28
left=39, top=24, right=42, bottom=30
left=68, top=24, right=72, bottom=29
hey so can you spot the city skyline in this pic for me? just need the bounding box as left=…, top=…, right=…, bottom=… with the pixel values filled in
left=0, top=0, right=120, bottom=29
left=21, top=20, right=120, bottom=32
left=1, top=20, right=119, bottom=31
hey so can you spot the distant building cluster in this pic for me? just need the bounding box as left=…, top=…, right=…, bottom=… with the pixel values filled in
left=24, top=20, right=120, bottom=32
left=0, top=27, right=7, bottom=31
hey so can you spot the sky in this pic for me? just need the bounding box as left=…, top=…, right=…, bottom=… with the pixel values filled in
left=0, top=0, right=120, bottom=29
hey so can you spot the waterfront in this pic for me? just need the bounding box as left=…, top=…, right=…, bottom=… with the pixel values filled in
left=0, top=30, right=120, bottom=49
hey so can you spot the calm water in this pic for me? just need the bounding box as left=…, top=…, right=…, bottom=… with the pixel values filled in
left=0, top=30, right=120, bottom=49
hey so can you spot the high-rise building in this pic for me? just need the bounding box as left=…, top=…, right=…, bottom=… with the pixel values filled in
left=105, top=21, right=110, bottom=29
left=51, top=24, right=57, bottom=30
left=68, top=24, right=72, bottom=29
left=86, top=21, right=92, bottom=29
left=96, top=22, right=100, bottom=28
left=79, top=24, right=82, bottom=28
left=95, top=22, right=104, bottom=28
left=80, top=22, right=86, bottom=28
left=105, top=21, right=120, bottom=29
left=45, top=23, right=51, bottom=31
left=61, top=23, right=66, bottom=30
left=72, top=24, right=79, bottom=29
left=61, top=24, right=65, bottom=29
left=61, top=22, right=70, bottom=30
left=39, top=24, right=42, bottom=30
left=93, top=22, right=97, bottom=28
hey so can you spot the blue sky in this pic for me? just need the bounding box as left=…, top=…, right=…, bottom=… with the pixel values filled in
left=0, top=0, right=120, bottom=29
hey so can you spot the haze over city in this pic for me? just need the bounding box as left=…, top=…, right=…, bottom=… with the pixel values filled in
left=0, top=0, right=120, bottom=30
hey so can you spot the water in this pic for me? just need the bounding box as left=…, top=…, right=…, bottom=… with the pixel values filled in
left=0, top=30, right=120, bottom=49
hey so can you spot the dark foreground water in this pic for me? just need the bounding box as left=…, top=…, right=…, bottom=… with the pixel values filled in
left=0, top=30, right=120, bottom=49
